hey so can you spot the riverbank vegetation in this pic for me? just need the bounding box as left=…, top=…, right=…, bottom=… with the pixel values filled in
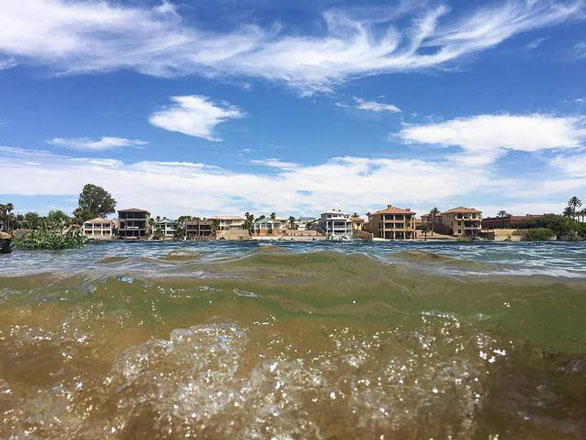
left=14, top=220, right=86, bottom=250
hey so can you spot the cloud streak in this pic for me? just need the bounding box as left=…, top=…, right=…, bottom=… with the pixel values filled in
left=149, top=95, right=244, bottom=141
left=0, top=0, right=582, bottom=92
left=47, top=137, right=147, bottom=151
left=354, top=97, right=401, bottom=113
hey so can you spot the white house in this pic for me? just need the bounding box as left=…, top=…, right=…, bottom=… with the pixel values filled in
left=252, top=216, right=287, bottom=235
left=319, top=210, right=353, bottom=239
left=296, top=217, right=317, bottom=231
left=154, top=218, right=178, bottom=239
left=82, top=218, right=114, bottom=240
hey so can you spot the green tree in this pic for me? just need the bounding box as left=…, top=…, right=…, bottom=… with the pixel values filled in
left=567, top=196, right=582, bottom=220
left=24, top=212, right=41, bottom=229
left=270, top=212, right=276, bottom=220
left=288, top=216, right=296, bottom=229
left=78, top=184, right=117, bottom=218
left=243, top=212, right=254, bottom=231
left=73, top=207, right=94, bottom=224
left=47, top=210, right=70, bottom=225
left=420, top=223, right=431, bottom=241
left=429, top=207, right=440, bottom=235
left=497, top=210, right=511, bottom=228
left=0, top=203, right=14, bottom=232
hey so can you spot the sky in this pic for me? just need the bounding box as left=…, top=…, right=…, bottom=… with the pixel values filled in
left=1, top=0, right=585, bottom=219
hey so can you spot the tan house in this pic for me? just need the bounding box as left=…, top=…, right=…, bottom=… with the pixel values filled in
left=185, top=219, right=215, bottom=240
left=441, top=207, right=482, bottom=237
left=118, top=208, right=150, bottom=240
left=208, top=215, right=245, bottom=231
left=351, top=216, right=365, bottom=232
left=366, top=205, right=416, bottom=239
left=82, top=217, right=114, bottom=240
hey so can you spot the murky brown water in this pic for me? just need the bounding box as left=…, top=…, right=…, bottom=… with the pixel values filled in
left=1, top=247, right=586, bottom=439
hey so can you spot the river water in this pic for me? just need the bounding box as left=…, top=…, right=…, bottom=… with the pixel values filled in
left=1, top=241, right=586, bottom=439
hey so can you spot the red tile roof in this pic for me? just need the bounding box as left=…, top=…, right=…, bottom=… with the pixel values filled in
left=442, top=207, right=481, bottom=214
left=370, top=205, right=415, bottom=215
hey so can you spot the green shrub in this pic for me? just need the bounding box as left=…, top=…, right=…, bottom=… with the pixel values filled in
left=14, top=220, right=86, bottom=250
left=521, top=228, right=555, bottom=241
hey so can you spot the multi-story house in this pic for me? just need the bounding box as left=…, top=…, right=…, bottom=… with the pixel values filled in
left=441, top=207, right=482, bottom=237
left=252, top=216, right=286, bottom=235
left=208, top=215, right=245, bottom=231
left=82, top=217, right=114, bottom=240
left=366, top=205, right=416, bottom=239
left=185, top=219, right=215, bottom=239
left=319, top=210, right=353, bottom=238
left=118, top=208, right=150, bottom=240
left=154, top=217, right=178, bottom=240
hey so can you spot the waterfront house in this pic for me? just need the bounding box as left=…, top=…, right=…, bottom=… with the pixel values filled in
left=252, top=216, right=287, bottom=236
left=208, top=215, right=245, bottom=231
left=319, top=210, right=353, bottom=238
left=185, top=219, right=215, bottom=239
left=82, top=217, right=114, bottom=240
left=351, top=216, right=365, bottom=232
left=118, top=208, right=150, bottom=240
left=366, top=205, right=416, bottom=239
left=441, top=207, right=482, bottom=237
left=296, top=217, right=317, bottom=231
left=154, top=217, right=178, bottom=240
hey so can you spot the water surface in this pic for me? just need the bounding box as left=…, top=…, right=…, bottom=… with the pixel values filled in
left=1, top=241, right=585, bottom=439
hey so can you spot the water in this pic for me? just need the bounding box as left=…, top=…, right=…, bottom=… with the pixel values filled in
left=1, top=241, right=586, bottom=439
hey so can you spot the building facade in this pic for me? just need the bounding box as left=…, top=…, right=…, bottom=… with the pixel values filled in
left=185, top=219, right=215, bottom=239
left=366, top=205, right=416, bottom=239
left=118, top=208, right=150, bottom=240
left=82, top=217, right=114, bottom=240
left=209, top=215, right=245, bottom=231
left=252, top=216, right=286, bottom=235
left=319, top=210, right=353, bottom=238
left=154, top=218, right=178, bottom=239
left=441, top=207, right=482, bottom=236
left=481, top=214, right=543, bottom=229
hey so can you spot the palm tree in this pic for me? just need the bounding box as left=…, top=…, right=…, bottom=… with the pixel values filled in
left=497, top=210, right=511, bottom=228
left=243, top=212, right=254, bottom=231
left=429, top=207, right=440, bottom=235
left=563, top=206, right=574, bottom=218
left=580, top=208, right=586, bottom=223
left=421, top=223, right=430, bottom=241
left=567, top=196, right=582, bottom=220
left=270, top=212, right=276, bottom=220
left=0, top=203, right=14, bottom=232
left=288, top=216, right=296, bottom=230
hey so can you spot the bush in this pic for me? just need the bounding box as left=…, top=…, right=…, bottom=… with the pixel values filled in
left=14, top=220, right=86, bottom=250
left=521, top=228, right=555, bottom=241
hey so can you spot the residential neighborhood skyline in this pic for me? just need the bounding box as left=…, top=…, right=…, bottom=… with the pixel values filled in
left=1, top=0, right=585, bottom=217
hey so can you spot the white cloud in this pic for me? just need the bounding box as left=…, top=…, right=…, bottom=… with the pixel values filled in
left=399, top=114, right=586, bottom=165
left=0, top=146, right=490, bottom=217
left=2, top=145, right=585, bottom=218
left=0, top=0, right=582, bottom=93
left=149, top=95, right=243, bottom=141
left=250, top=158, right=299, bottom=170
left=354, top=97, right=401, bottom=113
left=551, top=153, right=586, bottom=177
left=574, top=41, right=586, bottom=58
left=47, top=136, right=147, bottom=151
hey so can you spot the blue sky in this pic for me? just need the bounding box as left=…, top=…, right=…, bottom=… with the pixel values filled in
left=1, top=0, right=585, bottom=218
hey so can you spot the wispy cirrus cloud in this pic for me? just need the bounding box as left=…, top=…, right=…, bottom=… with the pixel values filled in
left=574, top=41, right=586, bottom=58
left=399, top=114, right=586, bottom=165
left=148, top=95, right=244, bottom=141
left=354, top=97, right=401, bottom=113
left=47, top=136, right=147, bottom=151
left=0, top=0, right=582, bottom=93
